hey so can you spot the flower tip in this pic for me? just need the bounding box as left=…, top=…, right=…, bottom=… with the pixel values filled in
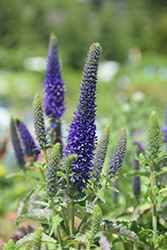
left=50, top=33, right=57, bottom=42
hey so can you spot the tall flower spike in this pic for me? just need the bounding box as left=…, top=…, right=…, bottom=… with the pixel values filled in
left=65, top=43, right=101, bottom=191
left=132, top=145, right=141, bottom=196
left=147, top=111, right=162, bottom=161
left=10, top=117, right=25, bottom=168
left=46, top=143, right=60, bottom=198
left=91, top=205, right=102, bottom=236
left=91, top=125, right=110, bottom=181
left=161, top=106, right=167, bottom=149
left=106, top=127, right=127, bottom=178
left=16, top=119, right=40, bottom=160
left=44, top=33, right=65, bottom=129
left=33, top=94, right=47, bottom=148
left=32, top=227, right=43, bottom=250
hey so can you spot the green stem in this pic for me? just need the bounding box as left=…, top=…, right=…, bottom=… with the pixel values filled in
left=150, top=164, right=157, bottom=245
left=86, top=237, right=93, bottom=250
left=40, top=168, right=46, bottom=181
left=51, top=198, right=62, bottom=247
left=75, top=180, right=108, bottom=235
left=23, top=168, right=32, bottom=190
left=69, top=202, right=74, bottom=237
left=59, top=200, right=69, bottom=235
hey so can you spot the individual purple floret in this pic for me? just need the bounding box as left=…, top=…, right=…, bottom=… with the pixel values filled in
left=10, top=117, right=25, bottom=168
left=106, top=128, right=127, bottom=178
left=46, top=143, right=60, bottom=198
left=132, top=145, right=141, bottom=196
left=15, top=119, right=40, bottom=160
left=91, top=125, right=110, bottom=181
left=65, top=43, right=101, bottom=191
left=33, top=94, right=47, bottom=148
left=44, top=33, right=65, bottom=128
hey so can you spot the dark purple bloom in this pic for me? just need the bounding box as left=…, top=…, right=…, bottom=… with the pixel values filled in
left=46, top=143, right=60, bottom=198
left=132, top=146, right=141, bottom=196
left=106, top=127, right=127, bottom=178
left=10, top=117, right=25, bottom=168
left=33, top=94, right=47, bottom=148
left=15, top=119, right=40, bottom=160
left=44, top=33, right=65, bottom=128
left=65, top=43, right=101, bottom=191
left=91, top=125, right=110, bottom=181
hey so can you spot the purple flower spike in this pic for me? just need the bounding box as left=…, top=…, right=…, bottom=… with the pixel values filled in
left=10, top=117, right=25, bottom=168
left=65, top=43, right=101, bottom=191
left=91, top=125, right=110, bottom=181
left=46, top=143, right=60, bottom=198
left=33, top=94, right=47, bottom=148
left=16, top=119, right=40, bottom=160
left=106, top=127, right=127, bottom=178
left=44, top=33, right=65, bottom=126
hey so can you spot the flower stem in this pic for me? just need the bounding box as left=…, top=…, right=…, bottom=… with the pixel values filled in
left=150, top=164, right=157, bottom=245
left=50, top=198, right=62, bottom=247
left=69, top=202, right=74, bottom=237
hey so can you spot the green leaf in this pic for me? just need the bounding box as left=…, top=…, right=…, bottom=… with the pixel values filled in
left=29, top=184, right=46, bottom=199
left=124, top=170, right=148, bottom=178
left=5, top=172, right=24, bottom=179
left=15, top=208, right=53, bottom=226
left=49, top=215, right=63, bottom=236
left=33, top=161, right=46, bottom=169
left=155, top=166, right=167, bottom=177
left=101, top=220, right=140, bottom=247
left=157, top=234, right=167, bottom=248
left=86, top=200, right=94, bottom=213
left=157, top=193, right=164, bottom=208
left=3, top=239, right=15, bottom=250
left=32, top=200, right=49, bottom=207
left=147, top=187, right=156, bottom=204
left=15, top=232, right=58, bottom=247
left=15, top=244, right=32, bottom=250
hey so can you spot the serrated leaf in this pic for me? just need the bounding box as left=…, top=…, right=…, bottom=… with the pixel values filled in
left=33, top=161, right=46, bottom=169
left=124, top=170, right=148, bottom=178
left=155, top=166, right=167, bottom=177
left=15, top=232, right=58, bottom=247
left=15, top=244, right=32, bottom=250
left=33, top=200, right=49, bottom=207
left=3, top=239, right=15, bottom=250
left=157, top=234, right=167, bottom=248
left=49, top=215, right=63, bottom=236
left=29, top=184, right=46, bottom=199
left=15, top=208, right=53, bottom=226
left=86, top=200, right=94, bottom=213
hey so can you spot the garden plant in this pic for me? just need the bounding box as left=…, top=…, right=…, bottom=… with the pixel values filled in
left=3, top=33, right=167, bottom=250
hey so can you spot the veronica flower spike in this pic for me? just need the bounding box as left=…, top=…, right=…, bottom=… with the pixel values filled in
left=44, top=33, right=65, bottom=129
left=16, top=119, right=40, bottom=160
left=46, top=143, right=60, bottom=198
left=33, top=94, right=47, bottom=148
left=91, top=124, right=110, bottom=181
left=10, top=117, right=25, bottom=168
left=65, top=42, right=101, bottom=191
left=106, top=127, right=127, bottom=179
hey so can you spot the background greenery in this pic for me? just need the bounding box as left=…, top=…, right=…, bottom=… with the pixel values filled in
left=1, top=0, right=167, bottom=247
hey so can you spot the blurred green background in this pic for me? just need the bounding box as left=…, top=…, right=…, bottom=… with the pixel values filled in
left=1, top=0, right=167, bottom=245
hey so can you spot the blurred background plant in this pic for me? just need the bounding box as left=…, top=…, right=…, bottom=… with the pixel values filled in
left=1, top=0, right=167, bottom=248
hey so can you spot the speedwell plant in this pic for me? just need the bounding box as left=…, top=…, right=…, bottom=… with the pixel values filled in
left=4, top=34, right=167, bottom=250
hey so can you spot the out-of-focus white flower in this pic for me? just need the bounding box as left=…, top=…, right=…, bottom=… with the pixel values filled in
left=131, top=91, right=145, bottom=102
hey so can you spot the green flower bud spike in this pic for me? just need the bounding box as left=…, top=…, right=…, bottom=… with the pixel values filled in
left=32, top=227, right=43, bottom=250
left=33, top=94, right=47, bottom=148
left=147, top=111, right=162, bottom=162
left=46, top=143, right=60, bottom=198
left=87, top=205, right=102, bottom=250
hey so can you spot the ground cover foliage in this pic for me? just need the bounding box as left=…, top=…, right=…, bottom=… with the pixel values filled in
left=2, top=34, right=167, bottom=250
